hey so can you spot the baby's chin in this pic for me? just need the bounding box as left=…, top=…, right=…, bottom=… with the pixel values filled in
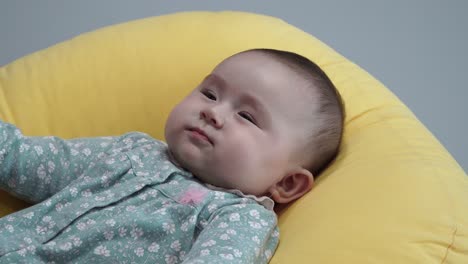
left=167, top=145, right=239, bottom=190
left=188, top=167, right=234, bottom=190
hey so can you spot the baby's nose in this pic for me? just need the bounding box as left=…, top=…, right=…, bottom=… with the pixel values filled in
left=201, top=108, right=224, bottom=128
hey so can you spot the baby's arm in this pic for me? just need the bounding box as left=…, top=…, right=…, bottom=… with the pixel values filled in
left=182, top=204, right=279, bottom=264
left=0, top=120, right=117, bottom=203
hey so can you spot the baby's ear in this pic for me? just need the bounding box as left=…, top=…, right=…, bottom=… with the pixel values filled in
left=268, top=168, right=314, bottom=204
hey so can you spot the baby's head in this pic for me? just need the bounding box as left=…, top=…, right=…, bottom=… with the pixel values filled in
left=165, top=49, right=344, bottom=204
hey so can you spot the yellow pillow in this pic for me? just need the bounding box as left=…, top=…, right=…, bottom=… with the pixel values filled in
left=1, top=11, right=467, bottom=263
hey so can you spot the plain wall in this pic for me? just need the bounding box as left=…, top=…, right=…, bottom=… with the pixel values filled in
left=1, top=0, right=467, bottom=172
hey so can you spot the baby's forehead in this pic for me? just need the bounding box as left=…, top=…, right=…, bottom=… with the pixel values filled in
left=213, top=51, right=318, bottom=103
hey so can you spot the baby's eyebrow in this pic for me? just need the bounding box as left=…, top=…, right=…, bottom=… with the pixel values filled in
left=206, top=73, right=271, bottom=122
left=204, top=73, right=227, bottom=87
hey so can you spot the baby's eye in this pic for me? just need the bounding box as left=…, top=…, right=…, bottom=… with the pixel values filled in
left=201, top=90, right=217, bottom=101
left=238, top=111, right=257, bottom=125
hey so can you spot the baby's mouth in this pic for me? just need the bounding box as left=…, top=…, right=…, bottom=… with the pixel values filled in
left=187, top=127, right=213, bottom=145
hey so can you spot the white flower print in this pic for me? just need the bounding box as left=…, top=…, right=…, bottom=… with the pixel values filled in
left=55, top=203, right=63, bottom=212
left=77, top=222, right=86, bottom=231
left=80, top=203, right=89, bottom=209
left=59, top=242, right=72, bottom=251
left=81, top=189, right=92, bottom=197
left=45, top=241, right=56, bottom=247
left=18, top=248, right=27, bottom=257
left=5, top=225, right=14, bottom=232
left=119, top=155, right=127, bottom=162
left=200, top=220, right=208, bottom=228
left=82, top=176, right=92, bottom=182
left=36, top=225, right=47, bottom=235
left=136, top=171, right=149, bottom=177
left=70, top=236, right=82, bottom=247
left=34, top=146, right=43, bottom=155
left=200, top=249, right=210, bottom=256
left=218, top=222, right=228, bottom=228
left=37, top=164, right=46, bottom=179
left=137, top=138, right=149, bottom=143
left=148, top=242, right=160, bottom=253
left=220, top=253, right=234, bottom=260
left=134, top=183, right=145, bottom=190
left=240, top=198, right=249, bottom=204
left=49, top=143, right=58, bottom=154
left=0, top=149, right=4, bottom=163
left=233, top=249, right=242, bottom=258
left=273, top=229, right=280, bottom=237
left=220, top=234, right=230, bottom=240
left=19, top=175, right=26, bottom=184
left=201, top=240, right=216, bottom=247
left=94, top=196, right=106, bottom=201
left=6, top=178, right=16, bottom=188
left=105, top=219, right=116, bottom=227
left=208, top=204, right=218, bottom=213
left=19, top=143, right=30, bottom=153
left=249, top=221, right=262, bottom=229
left=69, top=187, right=78, bottom=197
left=26, top=245, right=36, bottom=253
left=189, top=215, right=196, bottom=224
left=134, top=247, right=144, bottom=257
left=131, top=155, right=143, bottom=167
left=130, top=227, right=144, bottom=240
left=82, top=148, right=91, bottom=156
left=70, top=148, right=79, bottom=156
left=264, top=249, right=272, bottom=259
left=214, top=192, right=225, bottom=200
left=105, top=158, right=115, bottom=164
left=252, top=236, right=260, bottom=244
left=123, top=138, right=133, bottom=145
left=171, top=240, right=181, bottom=251
left=162, top=222, right=175, bottom=234
left=179, top=251, right=186, bottom=261
left=226, top=229, right=237, bottom=235
left=165, top=254, right=178, bottom=264
left=104, top=230, right=114, bottom=240
left=255, top=247, right=260, bottom=257
left=100, top=173, right=110, bottom=187
left=118, top=227, right=127, bottom=237
left=94, top=245, right=110, bottom=257
left=148, top=189, right=158, bottom=197
left=249, top=209, right=260, bottom=219
left=229, top=213, right=240, bottom=222
left=126, top=205, right=136, bottom=212
left=24, top=237, right=32, bottom=244
left=180, top=221, right=189, bottom=232
left=47, top=161, right=55, bottom=173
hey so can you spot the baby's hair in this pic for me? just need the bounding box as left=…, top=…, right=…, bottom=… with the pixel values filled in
left=242, top=48, right=346, bottom=178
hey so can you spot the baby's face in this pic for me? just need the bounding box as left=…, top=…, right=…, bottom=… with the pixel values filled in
left=165, top=52, right=314, bottom=196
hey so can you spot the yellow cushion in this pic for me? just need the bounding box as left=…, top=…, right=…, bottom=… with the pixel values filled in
left=1, top=11, right=467, bottom=263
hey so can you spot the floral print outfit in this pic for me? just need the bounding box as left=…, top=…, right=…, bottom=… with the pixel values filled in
left=0, top=121, right=279, bottom=263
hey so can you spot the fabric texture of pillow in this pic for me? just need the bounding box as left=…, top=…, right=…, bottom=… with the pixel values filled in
left=0, top=11, right=467, bottom=263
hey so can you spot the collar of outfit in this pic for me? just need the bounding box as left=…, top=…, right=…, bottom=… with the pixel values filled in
left=167, top=148, right=275, bottom=211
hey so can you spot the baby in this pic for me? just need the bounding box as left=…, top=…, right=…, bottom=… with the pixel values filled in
left=0, top=49, right=344, bottom=263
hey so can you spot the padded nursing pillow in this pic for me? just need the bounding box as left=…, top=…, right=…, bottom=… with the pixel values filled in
left=1, top=11, right=467, bottom=263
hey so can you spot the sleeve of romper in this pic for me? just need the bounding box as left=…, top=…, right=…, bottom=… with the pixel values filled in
left=182, top=203, right=280, bottom=264
left=0, top=120, right=118, bottom=203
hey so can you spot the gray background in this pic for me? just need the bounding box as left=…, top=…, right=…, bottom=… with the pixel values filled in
left=1, top=1, right=467, bottom=172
